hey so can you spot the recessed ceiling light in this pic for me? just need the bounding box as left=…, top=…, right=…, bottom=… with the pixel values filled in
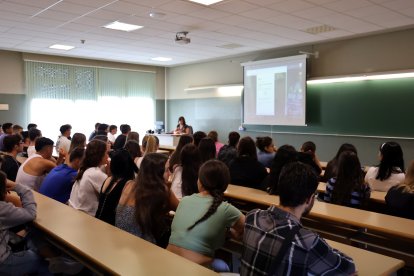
left=104, top=21, right=143, bottom=32
left=151, top=57, right=172, bottom=62
left=188, top=0, right=224, bottom=5
left=49, top=44, right=75, bottom=50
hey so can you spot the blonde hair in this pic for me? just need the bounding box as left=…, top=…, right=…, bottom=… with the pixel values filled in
left=403, top=160, right=414, bottom=192
left=144, top=135, right=158, bottom=155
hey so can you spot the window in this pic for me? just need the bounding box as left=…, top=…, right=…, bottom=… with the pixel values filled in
left=25, top=61, right=156, bottom=140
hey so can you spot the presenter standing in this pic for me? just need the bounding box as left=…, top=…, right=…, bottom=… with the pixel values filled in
left=174, top=116, right=191, bottom=134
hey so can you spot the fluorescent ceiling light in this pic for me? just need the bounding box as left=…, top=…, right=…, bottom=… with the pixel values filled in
left=49, top=44, right=75, bottom=50
left=151, top=57, right=172, bottom=62
left=188, top=0, right=224, bottom=5
left=104, top=21, right=143, bottom=32
left=307, top=72, right=414, bottom=84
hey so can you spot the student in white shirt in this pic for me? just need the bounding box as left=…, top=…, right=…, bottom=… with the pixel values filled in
left=27, top=128, right=42, bottom=157
left=365, top=142, right=405, bottom=192
left=69, top=139, right=109, bottom=216
left=107, top=125, right=117, bottom=145
left=56, top=124, right=72, bottom=155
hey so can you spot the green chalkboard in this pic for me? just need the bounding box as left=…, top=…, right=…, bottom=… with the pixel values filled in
left=246, top=78, right=414, bottom=138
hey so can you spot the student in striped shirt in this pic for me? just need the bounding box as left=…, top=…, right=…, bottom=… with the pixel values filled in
left=324, top=151, right=370, bottom=208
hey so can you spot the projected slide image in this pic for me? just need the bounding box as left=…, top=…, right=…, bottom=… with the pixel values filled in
left=256, top=73, right=274, bottom=115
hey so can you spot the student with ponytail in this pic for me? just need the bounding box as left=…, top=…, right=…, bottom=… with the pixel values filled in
left=167, top=160, right=245, bottom=271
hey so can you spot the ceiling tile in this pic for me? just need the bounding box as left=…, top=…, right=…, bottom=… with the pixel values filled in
left=269, top=0, right=315, bottom=13
left=324, top=0, right=372, bottom=12
left=213, top=0, right=257, bottom=13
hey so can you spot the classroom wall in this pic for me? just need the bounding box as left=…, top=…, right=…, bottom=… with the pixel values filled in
left=0, top=50, right=166, bottom=128
left=166, top=28, right=414, bottom=166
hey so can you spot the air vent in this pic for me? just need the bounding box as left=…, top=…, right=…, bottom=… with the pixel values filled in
left=216, top=43, right=244, bottom=49
left=303, top=25, right=336, bottom=34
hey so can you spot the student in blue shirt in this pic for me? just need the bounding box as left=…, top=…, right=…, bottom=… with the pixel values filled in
left=40, top=148, right=84, bottom=203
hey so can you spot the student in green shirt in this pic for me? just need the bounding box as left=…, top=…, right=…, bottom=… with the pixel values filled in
left=167, top=160, right=245, bottom=272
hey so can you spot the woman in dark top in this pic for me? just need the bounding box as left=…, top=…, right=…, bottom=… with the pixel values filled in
left=385, top=160, right=414, bottom=219
left=229, top=136, right=268, bottom=189
left=198, top=138, right=216, bottom=164
left=324, top=151, right=370, bottom=208
left=266, top=145, right=297, bottom=194
left=95, top=150, right=138, bottom=225
left=168, top=134, right=193, bottom=172
left=322, top=143, right=357, bottom=182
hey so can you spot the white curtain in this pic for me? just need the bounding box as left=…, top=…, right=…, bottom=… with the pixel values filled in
left=25, top=61, right=155, bottom=141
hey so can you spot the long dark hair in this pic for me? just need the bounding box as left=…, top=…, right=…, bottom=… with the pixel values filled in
left=69, top=133, right=86, bottom=153
left=377, top=142, right=405, bottom=180
left=237, top=136, right=258, bottom=160
left=256, top=136, right=273, bottom=152
left=187, top=160, right=230, bottom=231
left=109, top=150, right=137, bottom=184
left=168, top=134, right=193, bottom=172
left=198, top=138, right=216, bottom=163
left=124, top=140, right=142, bottom=159
left=180, top=144, right=201, bottom=197
left=268, top=145, right=297, bottom=194
left=134, top=153, right=169, bottom=240
left=76, top=140, right=107, bottom=181
left=0, top=170, right=6, bottom=201
left=331, top=151, right=365, bottom=205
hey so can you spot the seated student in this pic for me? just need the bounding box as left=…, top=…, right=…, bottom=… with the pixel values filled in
left=89, top=122, right=100, bottom=141
left=21, top=130, right=30, bottom=156
left=68, top=133, right=86, bottom=154
left=266, top=145, right=297, bottom=194
left=135, top=135, right=159, bottom=169
left=0, top=134, right=23, bottom=181
left=300, top=141, right=323, bottom=170
left=126, top=131, right=139, bottom=144
left=241, top=162, right=356, bottom=275
left=96, top=150, right=137, bottom=225
left=39, top=148, right=84, bottom=204
left=27, top=123, right=37, bottom=131
left=116, top=153, right=178, bottom=247
left=207, top=130, right=224, bottom=156
left=124, top=140, right=142, bottom=161
left=229, top=136, right=268, bottom=189
left=27, top=128, right=42, bottom=157
left=113, top=124, right=131, bottom=150
left=167, top=160, right=245, bottom=271
left=56, top=124, right=72, bottom=155
left=193, top=131, right=207, bottom=147
left=385, top=160, right=414, bottom=219
left=256, top=136, right=276, bottom=168
left=218, top=131, right=240, bottom=168
left=107, top=125, right=117, bottom=145
left=69, top=140, right=108, bottom=216
left=16, top=137, right=61, bottom=191
left=12, top=124, right=23, bottom=135
left=0, top=123, right=13, bottom=151
left=322, top=143, right=358, bottom=182
left=0, top=171, right=41, bottom=275
left=365, top=142, right=405, bottom=192
left=324, top=151, right=370, bottom=208
left=198, top=138, right=216, bottom=164
left=168, top=134, right=193, bottom=172
left=171, top=144, right=201, bottom=199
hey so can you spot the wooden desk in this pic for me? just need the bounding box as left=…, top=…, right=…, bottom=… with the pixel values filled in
left=33, top=192, right=216, bottom=276
left=327, top=240, right=404, bottom=276
left=225, top=184, right=413, bottom=240
left=317, top=182, right=386, bottom=204
left=155, top=134, right=180, bottom=148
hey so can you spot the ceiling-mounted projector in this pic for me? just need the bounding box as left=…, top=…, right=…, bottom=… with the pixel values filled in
left=175, top=31, right=190, bottom=45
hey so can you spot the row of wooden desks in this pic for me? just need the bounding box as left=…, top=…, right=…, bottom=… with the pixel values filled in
left=33, top=190, right=403, bottom=276
left=33, top=192, right=215, bottom=276
left=317, top=182, right=386, bottom=204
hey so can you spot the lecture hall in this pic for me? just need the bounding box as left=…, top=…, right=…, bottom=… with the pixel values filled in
left=1, top=0, right=414, bottom=275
